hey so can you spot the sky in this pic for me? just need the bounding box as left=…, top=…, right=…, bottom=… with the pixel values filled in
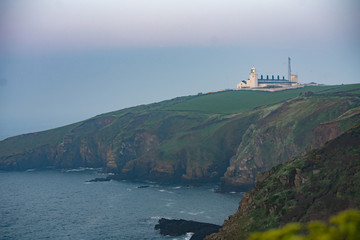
left=0, top=0, right=359, bottom=139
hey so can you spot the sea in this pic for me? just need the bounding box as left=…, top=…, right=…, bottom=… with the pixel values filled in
left=0, top=168, right=243, bottom=240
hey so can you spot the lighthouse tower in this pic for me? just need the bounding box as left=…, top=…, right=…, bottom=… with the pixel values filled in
left=248, top=67, right=258, bottom=88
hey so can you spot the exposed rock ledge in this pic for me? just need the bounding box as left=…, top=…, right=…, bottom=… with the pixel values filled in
left=155, top=218, right=221, bottom=240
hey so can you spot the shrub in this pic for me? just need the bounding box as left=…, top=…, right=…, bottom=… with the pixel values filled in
left=248, top=209, right=360, bottom=240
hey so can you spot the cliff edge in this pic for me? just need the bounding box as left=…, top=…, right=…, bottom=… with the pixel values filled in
left=205, top=122, right=360, bottom=239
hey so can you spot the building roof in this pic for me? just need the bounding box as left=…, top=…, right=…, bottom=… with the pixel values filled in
left=258, top=79, right=291, bottom=84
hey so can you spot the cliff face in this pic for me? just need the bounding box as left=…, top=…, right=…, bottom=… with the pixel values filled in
left=1, top=85, right=360, bottom=187
left=0, top=100, right=249, bottom=183
left=205, top=123, right=360, bottom=240
left=220, top=95, right=360, bottom=191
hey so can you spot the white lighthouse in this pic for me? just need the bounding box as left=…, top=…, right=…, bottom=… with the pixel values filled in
left=236, top=67, right=259, bottom=89
left=248, top=67, right=258, bottom=88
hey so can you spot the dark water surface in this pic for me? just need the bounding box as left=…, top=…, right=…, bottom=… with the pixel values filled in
left=0, top=169, right=243, bottom=240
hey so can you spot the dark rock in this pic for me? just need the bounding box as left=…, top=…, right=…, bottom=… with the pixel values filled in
left=86, top=177, right=111, bottom=182
left=155, top=218, right=221, bottom=240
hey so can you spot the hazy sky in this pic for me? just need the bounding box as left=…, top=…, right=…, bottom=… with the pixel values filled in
left=0, top=0, right=359, bottom=139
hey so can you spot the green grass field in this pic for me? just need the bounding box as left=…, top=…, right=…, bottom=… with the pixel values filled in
left=164, top=85, right=355, bottom=114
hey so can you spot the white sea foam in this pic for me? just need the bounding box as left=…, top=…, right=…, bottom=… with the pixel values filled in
left=65, top=168, right=85, bottom=172
left=65, top=168, right=83, bottom=172
left=179, top=210, right=205, bottom=215
left=159, top=189, right=175, bottom=194
left=188, top=211, right=204, bottom=216
left=149, top=216, right=172, bottom=223
left=64, top=167, right=103, bottom=173
left=184, top=232, right=194, bottom=240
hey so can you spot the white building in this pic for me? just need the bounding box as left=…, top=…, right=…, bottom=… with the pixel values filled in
left=237, top=67, right=299, bottom=89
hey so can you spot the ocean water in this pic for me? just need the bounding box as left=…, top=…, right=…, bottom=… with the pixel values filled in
left=0, top=169, right=243, bottom=240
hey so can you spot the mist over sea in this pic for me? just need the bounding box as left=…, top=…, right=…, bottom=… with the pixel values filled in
left=0, top=169, right=242, bottom=240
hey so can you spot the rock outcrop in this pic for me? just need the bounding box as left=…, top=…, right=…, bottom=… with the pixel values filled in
left=205, top=123, right=360, bottom=240
left=220, top=96, right=360, bottom=191
left=155, top=218, right=221, bottom=240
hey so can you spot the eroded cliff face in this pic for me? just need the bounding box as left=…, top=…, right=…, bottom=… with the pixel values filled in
left=0, top=110, right=241, bottom=183
left=1, top=90, right=360, bottom=187
left=205, top=123, right=360, bottom=240
left=45, top=95, right=360, bottom=186
left=220, top=96, right=360, bottom=191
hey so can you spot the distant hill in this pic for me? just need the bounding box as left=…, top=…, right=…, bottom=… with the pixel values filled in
left=1, top=84, right=360, bottom=190
left=205, top=122, right=360, bottom=240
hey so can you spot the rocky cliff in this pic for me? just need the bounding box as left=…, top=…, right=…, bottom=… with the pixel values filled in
left=1, top=85, right=360, bottom=189
left=220, top=93, right=360, bottom=191
left=205, top=122, right=360, bottom=240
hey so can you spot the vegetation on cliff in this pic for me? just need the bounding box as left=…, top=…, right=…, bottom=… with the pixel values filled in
left=221, top=90, right=360, bottom=191
left=205, top=123, right=360, bottom=240
left=1, top=84, right=360, bottom=189
left=248, top=209, right=360, bottom=240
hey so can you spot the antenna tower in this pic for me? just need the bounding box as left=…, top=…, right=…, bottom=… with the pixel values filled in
left=288, top=57, right=291, bottom=81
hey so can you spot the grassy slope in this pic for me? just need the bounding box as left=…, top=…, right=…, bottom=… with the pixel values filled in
left=0, top=123, right=80, bottom=158
left=206, top=123, right=360, bottom=240
left=165, top=86, right=342, bottom=114
left=236, top=95, right=360, bottom=165
left=0, top=84, right=359, bottom=174
left=110, top=85, right=360, bottom=172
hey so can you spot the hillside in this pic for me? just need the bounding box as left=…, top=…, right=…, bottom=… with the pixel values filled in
left=1, top=84, right=360, bottom=189
left=205, top=122, right=360, bottom=240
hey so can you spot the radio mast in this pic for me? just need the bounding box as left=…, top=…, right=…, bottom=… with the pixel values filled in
left=288, top=57, right=291, bottom=81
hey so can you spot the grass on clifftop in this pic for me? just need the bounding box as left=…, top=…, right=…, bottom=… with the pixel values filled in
left=0, top=123, right=79, bottom=157
left=165, top=85, right=355, bottom=114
